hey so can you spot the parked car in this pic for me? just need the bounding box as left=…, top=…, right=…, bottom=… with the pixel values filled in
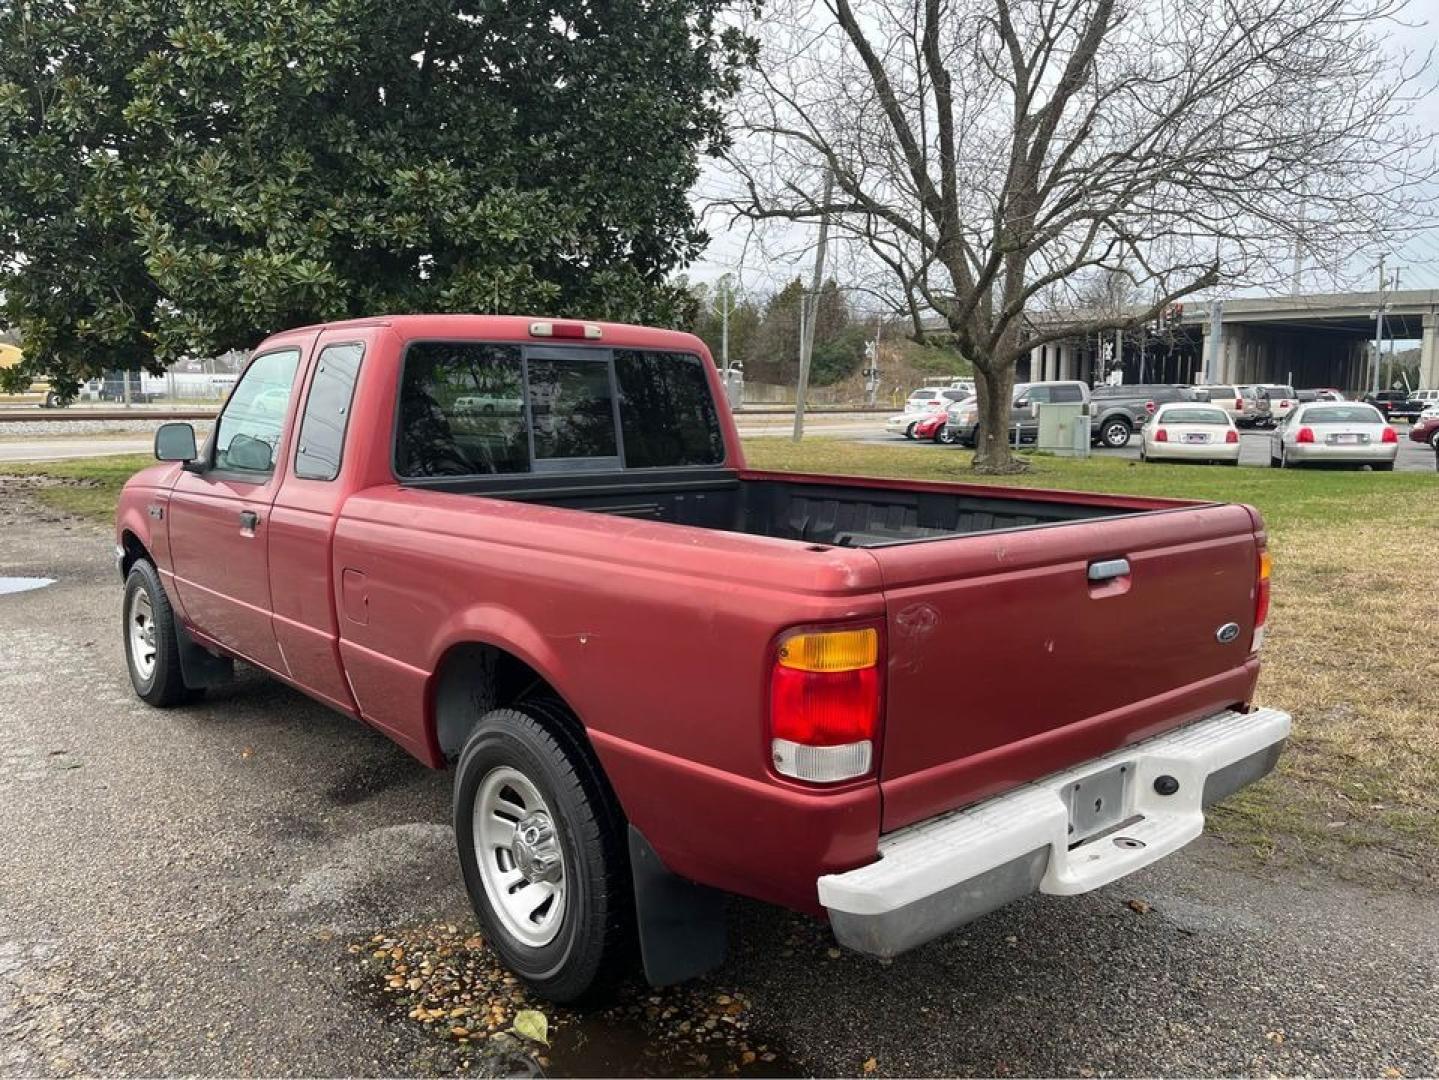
left=116, top=314, right=1289, bottom=1002
left=913, top=408, right=959, bottom=443
left=1363, top=390, right=1423, bottom=423
left=1090, top=384, right=1196, bottom=448
left=885, top=412, right=924, bottom=439
left=1269, top=402, right=1398, bottom=469
left=944, top=380, right=1089, bottom=446
left=1409, top=413, right=1439, bottom=450
left=1410, top=388, right=1439, bottom=411
left=1139, top=403, right=1241, bottom=466
left=1253, top=385, right=1298, bottom=427
left=904, top=386, right=971, bottom=413
left=1193, top=385, right=1247, bottom=423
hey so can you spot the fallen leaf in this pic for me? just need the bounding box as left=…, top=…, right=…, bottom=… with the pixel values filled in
left=512, top=1009, right=549, bottom=1046
left=1266, top=1031, right=1285, bottom=1045
left=1127, top=899, right=1152, bottom=914
left=863, top=1057, right=878, bottom=1073
left=740, top=1051, right=757, bottom=1065
left=1382, top=1069, right=1403, bottom=1079
left=826, top=947, right=842, bottom=959
left=240, top=746, right=254, bottom=759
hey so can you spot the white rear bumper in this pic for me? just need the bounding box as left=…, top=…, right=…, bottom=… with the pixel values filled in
left=818, top=706, right=1291, bottom=957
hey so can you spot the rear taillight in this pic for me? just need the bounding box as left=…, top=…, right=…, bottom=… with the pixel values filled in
left=1235, top=397, right=1243, bottom=410
left=1252, top=547, right=1271, bottom=653
left=1154, top=428, right=1168, bottom=442
left=1381, top=426, right=1398, bottom=444
left=1296, top=426, right=1315, bottom=443
left=769, top=626, right=881, bottom=784
left=1225, top=429, right=1239, bottom=443
left=1145, top=400, right=1157, bottom=413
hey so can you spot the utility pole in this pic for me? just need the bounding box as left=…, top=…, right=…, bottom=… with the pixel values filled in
left=1386, top=266, right=1400, bottom=390
left=716, top=275, right=732, bottom=375
left=793, top=170, right=834, bottom=442
left=1205, top=299, right=1224, bottom=385
left=1372, top=255, right=1388, bottom=396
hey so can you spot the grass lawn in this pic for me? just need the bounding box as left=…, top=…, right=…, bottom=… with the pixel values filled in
left=4, top=443, right=1437, bottom=882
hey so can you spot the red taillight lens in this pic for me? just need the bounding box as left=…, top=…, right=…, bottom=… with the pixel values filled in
left=1296, top=426, right=1315, bottom=443
left=1225, top=429, right=1239, bottom=443
left=1235, top=397, right=1243, bottom=410
left=1381, top=426, right=1398, bottom=444
left=1145, top=400, right=1157, bottom=413
left=529, top=320, right=602, bottom=340
left=1154, top=428, right=1168, bottom=442
left=1253, top=547, right=1271, bottom=652
left=769, top=627, right=881, bottom=784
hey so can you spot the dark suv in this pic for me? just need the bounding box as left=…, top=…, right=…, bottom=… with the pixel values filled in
left=1364, top=390, right=1424, bottom=423
left=1090, top=384, right=1197, bottom=448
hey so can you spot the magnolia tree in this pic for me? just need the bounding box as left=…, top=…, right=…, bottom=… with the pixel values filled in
left=723, top=0, right=1432, bottom=471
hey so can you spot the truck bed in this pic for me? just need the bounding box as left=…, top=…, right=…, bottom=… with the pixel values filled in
left=402, top=466, right=1173, bottom=548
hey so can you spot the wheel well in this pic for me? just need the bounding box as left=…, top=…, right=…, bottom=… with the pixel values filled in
left=431, top=642, right=587, bottom=764
left=120, top=531, right=150, bottom=578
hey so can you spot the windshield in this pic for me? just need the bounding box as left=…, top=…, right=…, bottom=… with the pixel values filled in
left=1303, top=405, right=1384, bottom=424
left=1263, top=386, right=1297, bottom=399
left=1158, top=407, right=1229, bottom=425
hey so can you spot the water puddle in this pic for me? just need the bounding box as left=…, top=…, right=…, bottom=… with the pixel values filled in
left=0, top=576, right=54, bottom=596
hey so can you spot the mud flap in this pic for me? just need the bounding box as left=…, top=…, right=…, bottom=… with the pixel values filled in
left=175, top=621, right=234, bottom=689
left=628, top=826, right=727, bottom=987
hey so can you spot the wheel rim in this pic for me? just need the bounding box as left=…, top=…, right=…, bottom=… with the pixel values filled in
left=1105, top=423, right=1127, bottom=446
left=127, top=586, right=157, bottom=681
left=473, top=766, right=567, bottom=948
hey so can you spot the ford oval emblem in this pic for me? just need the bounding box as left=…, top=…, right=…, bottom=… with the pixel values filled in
left=1215, top=622, right=1241, bottom=644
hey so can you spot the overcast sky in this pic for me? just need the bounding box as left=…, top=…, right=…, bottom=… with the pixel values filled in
left=686, top=0, right=1439, bottom=305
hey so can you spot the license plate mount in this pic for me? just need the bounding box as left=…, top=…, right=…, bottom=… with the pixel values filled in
left=1066, top=762, right=1131, bottom=845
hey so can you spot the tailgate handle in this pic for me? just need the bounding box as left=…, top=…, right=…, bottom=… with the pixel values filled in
left=1087, top=557, right=1131, bottom=582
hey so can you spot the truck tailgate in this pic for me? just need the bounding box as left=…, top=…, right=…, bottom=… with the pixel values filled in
left=873, top=502, right=1262, bottom=832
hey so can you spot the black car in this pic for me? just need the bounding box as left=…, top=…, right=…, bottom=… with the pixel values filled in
left=1364, top=390, right=1424, bottom=423
left=1089, top=384, right=1197, bottom=447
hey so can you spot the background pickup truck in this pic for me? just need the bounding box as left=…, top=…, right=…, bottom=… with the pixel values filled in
left=116, top=315, right=1289, bottom=1002
left=1089, top=384, right=1198, bottom=447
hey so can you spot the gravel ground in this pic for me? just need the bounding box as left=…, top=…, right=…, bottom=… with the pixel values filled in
left=1, top=488, right=1437, bottom=1078
left=0, top=418, right=194, bottom=439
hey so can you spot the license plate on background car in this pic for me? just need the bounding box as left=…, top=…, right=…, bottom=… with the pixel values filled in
left=1183, top=433, right=1209, bottom=443
left=1330, top=433, right=1361, bottom=444
left=1065, top=762, right=1131, bottom=845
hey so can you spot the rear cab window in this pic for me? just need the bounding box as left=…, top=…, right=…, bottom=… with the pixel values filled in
left=295, top=343, right=364, bottom=481
left=394, top=342, right=725, bottom=479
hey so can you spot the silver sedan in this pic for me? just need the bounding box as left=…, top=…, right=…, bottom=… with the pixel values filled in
left=1269, top=403, right=1399, bottom=470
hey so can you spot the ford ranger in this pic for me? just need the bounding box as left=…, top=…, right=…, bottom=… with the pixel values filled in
left=115, top=315, right=1289, bottom=1001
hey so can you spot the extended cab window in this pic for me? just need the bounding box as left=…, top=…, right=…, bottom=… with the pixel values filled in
left=1051, top=384, right=1084, bottom=403
left=615, top=350, right=724, bottom=468
left=213, top=349, right=301, bottom=475
left=295, top=343, right=364, bottom=480
left=397, top=343, right=527, bottom=477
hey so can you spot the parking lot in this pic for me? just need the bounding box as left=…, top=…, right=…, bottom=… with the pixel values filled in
left=2, top=481, right=1438, bottom=1078
left=857, top=426, right=1439, bottom=472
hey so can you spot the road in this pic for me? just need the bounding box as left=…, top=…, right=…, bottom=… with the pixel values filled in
left=2, top=494, right=1437, bottom=1077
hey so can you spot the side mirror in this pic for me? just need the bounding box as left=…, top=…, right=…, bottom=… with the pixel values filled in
left=1013, top=396, right=1029, bottom=409
left=155, top=422, right=198, bottom=465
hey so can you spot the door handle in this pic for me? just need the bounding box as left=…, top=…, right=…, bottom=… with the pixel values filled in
left=239, top=510, right=260, bottom=536
left=1087, top=557, right=1130, bottom=582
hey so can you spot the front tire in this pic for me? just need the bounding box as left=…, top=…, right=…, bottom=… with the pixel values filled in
left=454, top=702, right=632, bottom=1002
left=903, top=421, right=917, bottom=440
left=1100, top=419, right=1132, bottom=448
left=936, top=426, right=959, bottom=445
left=122, top=560, right=193, bottom=707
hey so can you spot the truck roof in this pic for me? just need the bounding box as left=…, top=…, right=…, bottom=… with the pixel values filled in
left=274, top=314, right=709, bottom=356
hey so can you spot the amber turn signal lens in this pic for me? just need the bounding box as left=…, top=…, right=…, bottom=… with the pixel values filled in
left=776, top=628, right=879, bottom=673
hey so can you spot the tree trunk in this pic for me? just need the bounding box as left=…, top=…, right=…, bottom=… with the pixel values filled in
left=971, top=362, right=1025, bottom=473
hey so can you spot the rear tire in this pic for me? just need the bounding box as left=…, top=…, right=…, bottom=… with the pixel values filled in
left=122, top=560, right=194, bottom=707
left=936, top=426, right=958, bottom=445
left=453, top=702, right=632, bottom=1003
left=1100, top=419, right=1132, bottom=448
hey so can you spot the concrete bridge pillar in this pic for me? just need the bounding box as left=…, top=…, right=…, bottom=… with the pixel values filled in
left=1422, top=314, right=1439, bottom=390
left=1043, top=346, right=1056, bottom=381
left=1059, top=343, right=1074, bottom=380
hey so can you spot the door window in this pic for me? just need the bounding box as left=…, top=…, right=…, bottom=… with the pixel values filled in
left=213, top=349, right=301, bottom=475
left=1052, top=384, right=1084, bottom=403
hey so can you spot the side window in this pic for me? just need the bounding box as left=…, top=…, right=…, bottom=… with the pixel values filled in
left=213, top=349, right=302, bottom=475
left=615, top=350, right=725, bottom=468
left=397, top=343, right=527, bottom=477
left=527, top=356, right=619, bottom=466
left=1052, top=384, right=1084, bottom=403
left=295, top=343, right=364, bottom=480
left=1025, top=386, right=1054, bottom=405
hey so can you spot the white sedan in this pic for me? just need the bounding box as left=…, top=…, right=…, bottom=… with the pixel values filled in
left=1139, top=403, right=1241, bottom=465
left=1269, top=402, right=1399, bottom=470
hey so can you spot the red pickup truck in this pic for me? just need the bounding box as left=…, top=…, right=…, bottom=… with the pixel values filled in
left=116, top=315, right=1289, bottom=1001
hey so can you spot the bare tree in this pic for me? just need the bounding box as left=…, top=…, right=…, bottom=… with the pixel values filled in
left=722, top=0, right=1433, bottom=471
